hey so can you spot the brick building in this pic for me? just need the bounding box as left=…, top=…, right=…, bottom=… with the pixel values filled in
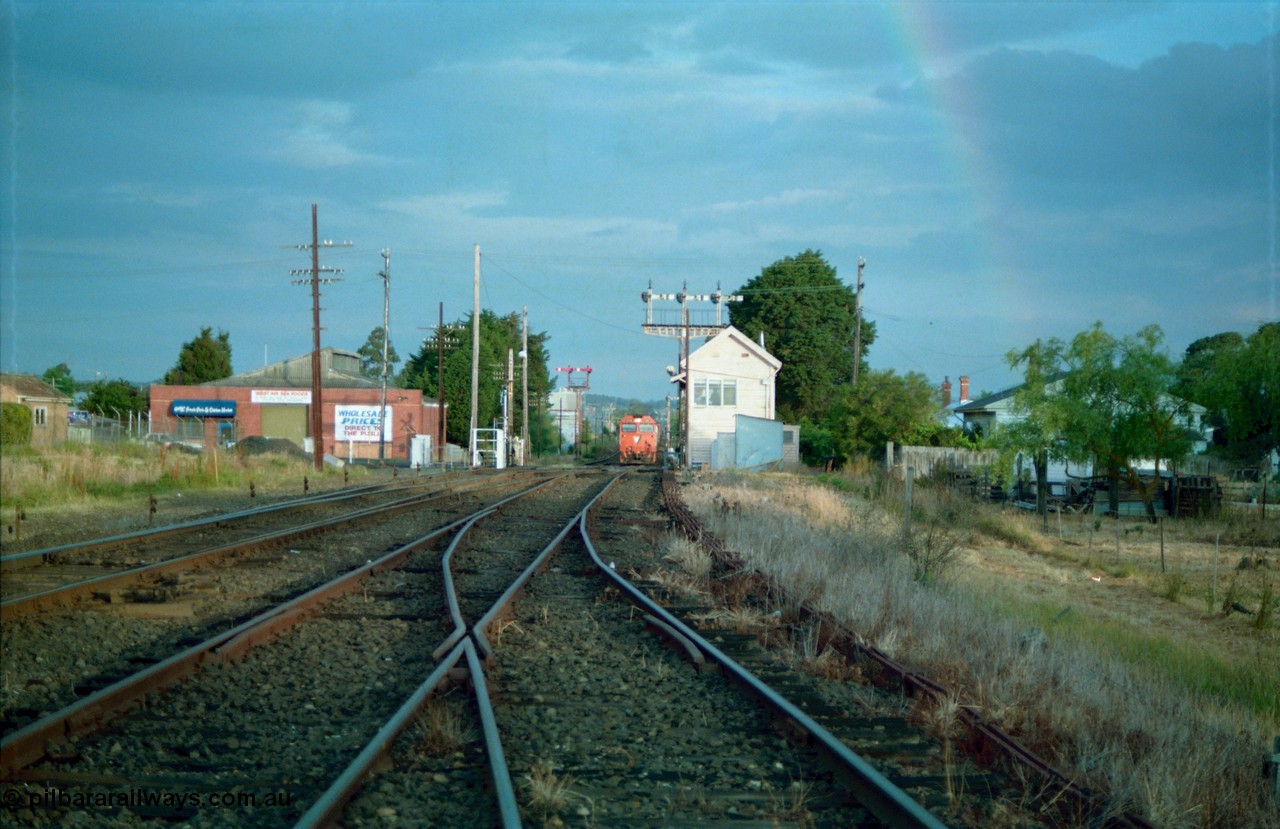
left=148, top=349, right=445, bottom=462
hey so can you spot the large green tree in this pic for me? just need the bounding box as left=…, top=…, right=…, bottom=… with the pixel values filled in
left=401, top=310, right=555, bottom=451
left=357, top=326, right=400, bottom=381
left=164, top=327, right=232, bottom=385
left=730, top=250, right=875, bottom=423
left=40, top=363, right=76, bottom=396
left=1016, top=323, right=1193, bottom=521
left=1175, top=323, right=1278, bottom=463
left=991, top=340, right=1070, bottom=526
left=828, top=368, right=938, bottom=460
left=84, top=378, right=148, bottom=417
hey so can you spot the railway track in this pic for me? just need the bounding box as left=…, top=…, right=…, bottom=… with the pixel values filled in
left=0, top=470, right=556, bottom=735
left=1, top=469, right=1014, bottom=827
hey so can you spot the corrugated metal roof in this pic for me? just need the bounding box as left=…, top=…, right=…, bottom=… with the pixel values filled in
left=198, top=348, right=379, bottom=390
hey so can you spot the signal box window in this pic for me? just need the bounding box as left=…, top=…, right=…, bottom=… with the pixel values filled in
left=693, top=379, right=736, bottom=407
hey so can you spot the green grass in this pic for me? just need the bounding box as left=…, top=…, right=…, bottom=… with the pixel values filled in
left=987, top=591, right=1280, bottom=725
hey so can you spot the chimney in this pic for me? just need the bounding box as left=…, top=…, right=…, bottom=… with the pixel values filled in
left=959, top=375, right=970, bottom=404
left=941, top=376, right=952, bottom=408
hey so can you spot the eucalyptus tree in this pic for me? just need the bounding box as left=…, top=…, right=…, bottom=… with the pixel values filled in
left=1006, top=323, right=1192, bottom=522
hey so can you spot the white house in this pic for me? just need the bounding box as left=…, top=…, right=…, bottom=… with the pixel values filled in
left=678, top=325, right=782, bottom=468
left=953, top=378, right=1212, bottom=484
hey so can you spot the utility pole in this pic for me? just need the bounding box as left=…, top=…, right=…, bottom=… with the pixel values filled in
left=852, top=257, right=865, bottom=387
left=505, top=348, right=514, bottom=456
left=378, top=248, right=390, bottom=461
left=438, top=303, right=446, bottom=464
left=521, top=306, right=529, bottom=465
left=419, top=303, right=460, bottom=464
left=680, top=285, right=690, bottom=468
left=470, top=244, right=481, bottom=467
left=287, top=204, right=349, bottom=472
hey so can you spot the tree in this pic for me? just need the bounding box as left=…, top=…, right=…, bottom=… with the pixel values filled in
left=164, top=327, right=232, bottom=385
left=992, top=340, right=1070, bottom=527
left=730, top=250, right=875, bottom=423
left=828, top=368, right=938, bottom=461
left=1, top=403, right=33, bottom=445
left=1179, top=323, right=1278, bottom=464
left=40, top=363, right=76, bottom=396
left=84, top=379, right=148, bottom=417
left=401, top=310, right=555, bottom=451
left=357, top=327, right=400, bottom=381
left=1015, top=323, right=1192, bottom=522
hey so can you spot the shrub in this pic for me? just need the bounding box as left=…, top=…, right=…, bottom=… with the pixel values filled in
left=1, top=403, right=32, bottom=446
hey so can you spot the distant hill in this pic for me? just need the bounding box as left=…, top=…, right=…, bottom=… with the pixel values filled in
left=582, top=394, right=669, bottom=434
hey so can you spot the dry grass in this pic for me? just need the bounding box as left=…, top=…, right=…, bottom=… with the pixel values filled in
left=661, top=533, right=712, bottom=579
left=412, top=697, right=476, bottom=756
left=0, top=442, right=346, bottom=511
left=522, top=760, right=582, bottom=820
left=681, top=468, right=1280, bottom=829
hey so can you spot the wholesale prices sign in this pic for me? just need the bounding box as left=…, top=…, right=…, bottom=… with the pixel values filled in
left=334, top=405, right=392, bottom=442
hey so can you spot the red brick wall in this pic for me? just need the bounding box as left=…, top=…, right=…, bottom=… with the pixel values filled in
left=148, top=385, right=444, bottom=461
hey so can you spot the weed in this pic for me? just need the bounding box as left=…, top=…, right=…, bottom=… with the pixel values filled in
left=412, top=698, right=475, bottom=756
left=522, top=760, right=577, bottom=818
left=1255, top=579, right=1274, bottom=630
left=765, top=778, right=816, bottom=828
left=1161, top=572, right=1186, bottom=603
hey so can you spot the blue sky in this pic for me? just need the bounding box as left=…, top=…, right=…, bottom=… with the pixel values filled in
left=2, top=2, right=1276, bottom=404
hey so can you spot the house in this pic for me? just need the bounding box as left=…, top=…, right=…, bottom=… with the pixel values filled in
left=0, top=374, right=72, bottom=447
left=677, top=325, right=784, bottom=468
left=952, top=376, right=1211, bottom=491
left=149, top=348, right=445, bottom=462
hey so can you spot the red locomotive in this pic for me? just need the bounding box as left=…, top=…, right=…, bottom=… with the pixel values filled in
left=618, top=414, right=659, bottom=465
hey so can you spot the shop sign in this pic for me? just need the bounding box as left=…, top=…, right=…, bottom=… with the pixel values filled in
left=251, top=389, right=312, bottom=404
left=172, top=400, right=236, bottom=418
left=335, top=405, right=392, bottom=442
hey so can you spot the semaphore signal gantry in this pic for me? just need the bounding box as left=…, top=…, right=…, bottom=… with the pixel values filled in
left=640, top=281, right=742, bottom=339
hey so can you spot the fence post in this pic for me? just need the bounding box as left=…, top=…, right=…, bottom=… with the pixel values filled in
left=903, top=466, right=914, bottom=541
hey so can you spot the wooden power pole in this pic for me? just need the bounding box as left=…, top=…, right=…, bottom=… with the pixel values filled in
left=287, top=204, right=348, bottom=471
left=852, top=257, right=865, bottom=387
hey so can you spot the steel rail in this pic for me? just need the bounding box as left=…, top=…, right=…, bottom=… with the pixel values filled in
left=0, top=473, right=467, bottom=568
left=433, top=474, right=572, bottom=659
left=661, top=471, right=1160, bottom=829
left=298, top=473, right=612, bottom=828
left=469, top=473, right=623, bottom=660
left=289, top=641, right=469, bottom=829
left=0, top=510, right=481, bottom=780
left=0, top=474, right=544, bottom=621
left=577, top=496, right=950, bottom=829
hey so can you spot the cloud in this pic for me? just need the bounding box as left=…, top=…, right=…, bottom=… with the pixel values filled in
left=707, top=188, right=843, bottom=214
left=936, top=35, right=1276, bottom=207
left=267, top=101, right=389, bottom=168
left=102, top=183, right=208, bottom=209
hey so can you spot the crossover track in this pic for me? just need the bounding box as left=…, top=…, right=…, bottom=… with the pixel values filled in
left=2, top=470, right=956, bottom=828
